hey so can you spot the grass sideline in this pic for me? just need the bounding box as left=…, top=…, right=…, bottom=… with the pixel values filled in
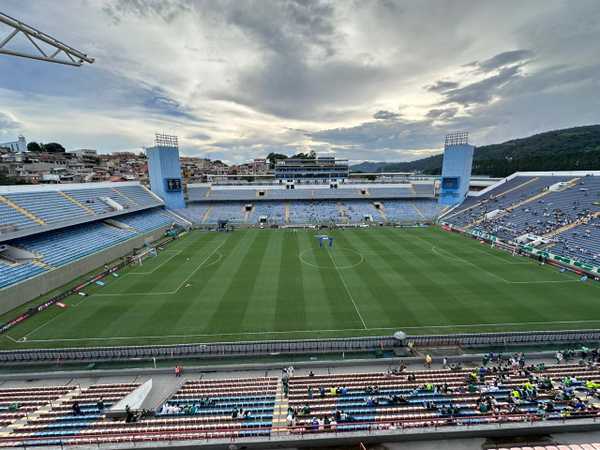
left=2, top=226, right=598, bottom=350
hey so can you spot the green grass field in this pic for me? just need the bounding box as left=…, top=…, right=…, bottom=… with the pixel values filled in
left=3, top=226, right=599, bottom=349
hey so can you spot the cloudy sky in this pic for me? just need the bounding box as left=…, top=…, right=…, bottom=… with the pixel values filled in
left=0, top=0, right=599, bottom=164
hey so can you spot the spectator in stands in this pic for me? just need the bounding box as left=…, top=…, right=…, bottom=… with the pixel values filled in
left=424, top=354, right=432, bottom=368
left=96, top=397, right=105, bottom=411
left=72, top=401, right=82, bottom=415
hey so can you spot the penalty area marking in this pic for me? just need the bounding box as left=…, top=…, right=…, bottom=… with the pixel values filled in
left=11, top=319, right=600, bottom=344
left=127, top=250, right=183, bottom=275
left=430, top=245, right=578, bottom=285
left=93, top=239, right=227, bottom=297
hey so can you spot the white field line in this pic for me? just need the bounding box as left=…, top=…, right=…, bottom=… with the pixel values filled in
left=94, top=239, right=227, bottom=297
left=467, top=245, right=530, bottom=265
left=127, top=250, right=183, bottom=275
left=20, top=239, right=228, bottom=341
left=428, top=244, right=577, bottom=285
left=11, top=319, right=600, bottom=343
left=325, top=247, right=368, bottom=329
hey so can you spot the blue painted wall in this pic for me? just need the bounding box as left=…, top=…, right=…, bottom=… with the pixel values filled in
left=438, top=144, right=474, bottom=205
left=146, top=145, right=185, bottom=209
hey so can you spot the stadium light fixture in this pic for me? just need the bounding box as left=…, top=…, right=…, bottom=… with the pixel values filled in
left=444, top=131, right=469, bottom=148
left=0, top=12, right=94, bottom=67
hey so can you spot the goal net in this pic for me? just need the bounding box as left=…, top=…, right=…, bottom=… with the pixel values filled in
left=133, top=247, right=157, bottom=265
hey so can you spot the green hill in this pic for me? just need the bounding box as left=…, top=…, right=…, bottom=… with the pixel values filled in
left=351, top=124, right=600, bottom=177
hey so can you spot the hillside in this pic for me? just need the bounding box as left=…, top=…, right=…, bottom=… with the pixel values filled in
left=351, top=124, right=600, bottom=177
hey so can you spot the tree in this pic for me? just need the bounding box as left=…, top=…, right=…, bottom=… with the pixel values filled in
left=266, top=152, right=287, bottom=169
left=43, top=142, right=66, bottom=153
left=27, top=142, right=43, bottom=152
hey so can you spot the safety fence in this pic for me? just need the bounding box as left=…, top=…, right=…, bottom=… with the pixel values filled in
left=2, top=329, right=600, bottom=364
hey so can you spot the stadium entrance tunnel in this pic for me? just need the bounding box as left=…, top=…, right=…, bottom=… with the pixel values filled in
left=298, top=246, right=364, bottom=270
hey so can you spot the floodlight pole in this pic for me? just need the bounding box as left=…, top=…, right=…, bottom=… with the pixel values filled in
left=0, top=12, right=94, bottom=67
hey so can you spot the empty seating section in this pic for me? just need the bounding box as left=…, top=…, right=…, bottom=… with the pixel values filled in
left=4, top=192, right=86, bottom=224
left=16, top=223, right=135, bottom=268
left=183, top=200, right=442, bottom=225
left=66, top=187, right=137, bottom=213
left=0, top=379, right=276, bottom=447
left=174, top=204, right=209, bottom=223
left=286, top=363, right=600, bottom=434
left=0, top=260, right=45, bottom=289
left=344, top=201, right=377, bottom=222
left=287, top=201, right=340, bottom=223
left=0, top=385, right=76, bottom=428
left=0, top=209, right=175, bottom=290
left=3, top=383, right=138, bottom=446
left=115, top=210, right=176, bottom=233
left=0, top=184, right=163, bottom=238
left=189, top=183, right=435, bottom=202
left=113, top=186, right=162, bottom=208
left=0, top=201, right=36, bottom=231
left=211, top=203, right=245, bottom=223
left=252, top=202, right=286, bottom=224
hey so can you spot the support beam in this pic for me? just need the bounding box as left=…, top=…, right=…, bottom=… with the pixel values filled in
left=0, top=12, right=94, bottom=66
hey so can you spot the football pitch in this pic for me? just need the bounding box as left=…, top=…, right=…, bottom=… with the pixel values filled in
left=3, top=226, right=600, bottom=349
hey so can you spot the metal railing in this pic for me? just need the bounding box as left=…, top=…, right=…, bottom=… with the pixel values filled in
left=2, top=329, right=600, bottom=364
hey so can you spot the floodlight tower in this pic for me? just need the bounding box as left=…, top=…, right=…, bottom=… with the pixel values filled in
left=438, top=131, right=474, bottom=205
left=0, top=12, right=94, bottom=66
left=146, top=133, right=185, bottom=209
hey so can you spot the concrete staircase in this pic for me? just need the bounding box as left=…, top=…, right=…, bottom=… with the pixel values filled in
left=271, top=379, right=289, bottom=436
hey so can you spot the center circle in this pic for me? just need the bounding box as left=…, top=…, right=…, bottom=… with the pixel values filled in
left=298, top=247, right=364, bottom=270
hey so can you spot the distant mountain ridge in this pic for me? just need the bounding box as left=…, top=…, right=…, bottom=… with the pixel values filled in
left=351, top=124, right=600, bottom=178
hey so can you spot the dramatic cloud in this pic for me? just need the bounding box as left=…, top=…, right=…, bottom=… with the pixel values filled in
left=471, top=49, right=534, bottom=72
left=0, top=112, right=21, bottom=131
left=426, top=81, right=460, bottom=93
left=373, top=110, right=401, bottom=121
left=0, top=0, right=598, bottom=163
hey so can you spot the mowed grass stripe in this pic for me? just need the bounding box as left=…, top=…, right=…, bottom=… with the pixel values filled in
left=240, top=230, right=284, bottom=332
left=300, top=231, right=363, bottom=330
left=35, top=233, right=225, bottom=340
left=172, top=230, right=250, bottom=333
left=411, top=228, right=557, bottom=323
left=208, top=230, right=271, bottom=332
left=5, top=227, right=600, bottom=349
left=333, top=230, right=412, bottom=328
left=140, top=233, right=238, bottom=335
left=274, top=231, right=306, bottom=332
left=391, top=228, right=516, bottom=325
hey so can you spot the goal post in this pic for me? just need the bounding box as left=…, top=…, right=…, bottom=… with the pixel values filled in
left=133, top=247, right=157, bottom=265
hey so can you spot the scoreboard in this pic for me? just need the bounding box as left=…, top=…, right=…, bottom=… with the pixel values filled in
left=165, top=178, right=182, bottom=192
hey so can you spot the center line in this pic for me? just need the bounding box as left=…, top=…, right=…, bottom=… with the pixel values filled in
left=325, top=245, right=367, bottom=329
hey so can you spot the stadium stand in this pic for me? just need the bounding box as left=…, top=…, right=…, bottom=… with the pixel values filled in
left=0, top=182, right=186, bottom=291
left=2, top=383, right=140, bottom=446
left=188, top=182, right=436, bottom=203
left=180, top=199, right=442, bottom=225
left=0, top=379, right=276, bottom=447
left=0, top=209, right=180, bottom=289
left=285, top=361, right=600, bottom=434
left=0, top=183, right=163, bottom=240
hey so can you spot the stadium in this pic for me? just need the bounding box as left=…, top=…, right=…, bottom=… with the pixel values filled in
left=1, top=4, right=600, bottom=450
